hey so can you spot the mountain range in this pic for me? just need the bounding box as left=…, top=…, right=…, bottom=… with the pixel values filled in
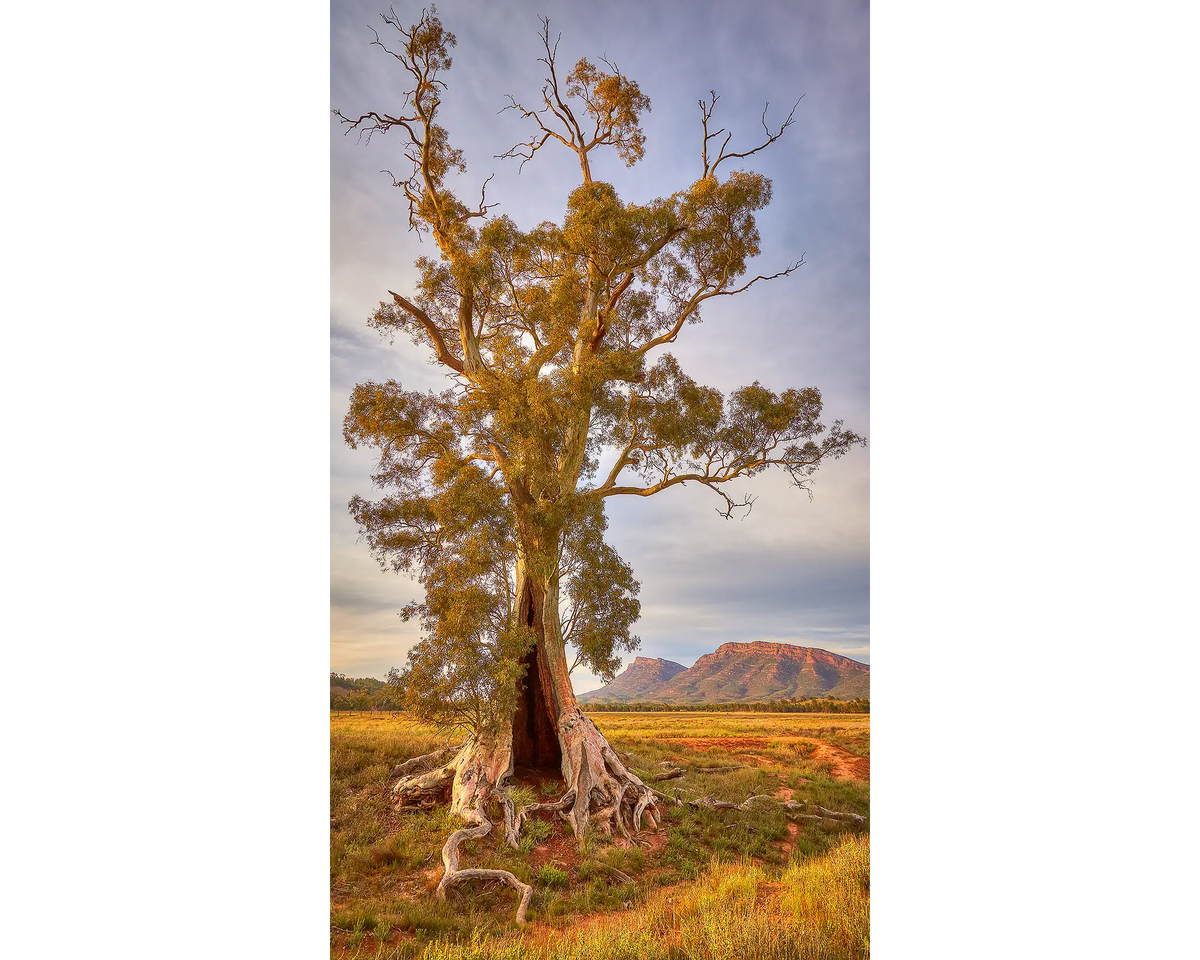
left=577, top=641, right=869, bottom=704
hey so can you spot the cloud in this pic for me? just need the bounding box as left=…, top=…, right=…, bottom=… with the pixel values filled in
left=331, top=0, right=870, bottom=683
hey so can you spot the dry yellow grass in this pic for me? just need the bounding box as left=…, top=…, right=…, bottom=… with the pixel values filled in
left=331, top=711, right=869, bottom=959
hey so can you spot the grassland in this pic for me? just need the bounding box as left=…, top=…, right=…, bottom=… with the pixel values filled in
left=331, top=711, right=869, bottom=959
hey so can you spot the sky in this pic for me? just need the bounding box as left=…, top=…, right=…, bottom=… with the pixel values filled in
left=331, top=0, right=870, bottom=690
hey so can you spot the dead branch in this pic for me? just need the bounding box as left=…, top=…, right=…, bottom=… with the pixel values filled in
left=700, top=91, right=802, bottom=179
left=670, top=787, right=865, bottom=825
left=598, top=862, right=633, bottom=884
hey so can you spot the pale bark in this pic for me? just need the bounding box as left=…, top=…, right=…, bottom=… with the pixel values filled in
left=683, top=792, right=866, bottom=824
left=507, top=551, right=661, bottom=839
left=391, top=746, right=460, bottom=780
left=389, top=576, right=661, bottom=918
left=435, top=798, right=533, bottom=924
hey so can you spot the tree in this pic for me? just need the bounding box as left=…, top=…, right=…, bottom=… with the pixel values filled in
left=337, top=6, right=863, bottom=917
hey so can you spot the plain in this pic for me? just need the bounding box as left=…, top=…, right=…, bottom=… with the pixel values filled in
left=331, top=710, right=870, bottom=959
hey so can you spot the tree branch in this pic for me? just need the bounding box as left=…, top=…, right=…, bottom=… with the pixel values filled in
left=702, top=94, right=802, bottom=179
left=388, top=291, right=466, bottom=373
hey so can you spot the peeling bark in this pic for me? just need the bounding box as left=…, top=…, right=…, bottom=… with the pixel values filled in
left=389, top=562, right=662, bottom=918
left=508, top=561, right=660, bottom=838
left=391, top=746, right=460, bottom=780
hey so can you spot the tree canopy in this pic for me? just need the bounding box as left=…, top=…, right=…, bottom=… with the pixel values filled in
left=338, top=7, right=864, bottom=735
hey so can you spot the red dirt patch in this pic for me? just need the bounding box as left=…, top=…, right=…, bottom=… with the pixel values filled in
left=666, top=736, right=771, bottom=752
left=660, top=735, right=869, bottom=782
left=779, top=821, right=800, bottom=856
left=528, top=824, right=583, bottom=872
left=633, top=828, right=668, bottom=854
left=809, top=741, right=870, bottom=781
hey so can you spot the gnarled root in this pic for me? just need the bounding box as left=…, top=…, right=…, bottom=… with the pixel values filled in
left=435, top=799, right=533, bottom=924
left=688, top=793, right=776, bottom=812
left=390, top=747, right=461, bottom=810
left=649, top=762, right=744, bottom=781
left=387, top=715, right=664, bottom=921
left=508, top=789, right=576, bottom=846
left=393, top=733, right=534, bottom=924
left=782, top=799, right=866, bottom=824
left=684, top=791, right=866, bottom=825
left=556, top=707, right=660, bottom=839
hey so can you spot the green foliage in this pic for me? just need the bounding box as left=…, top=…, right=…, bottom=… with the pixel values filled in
left=536, top=865, right=569, bottom=889
left=330, top=711, right=868, bottom=958
left=517, top=816, right=552, bottom=854
left=336, top=5, right=863, bottom=730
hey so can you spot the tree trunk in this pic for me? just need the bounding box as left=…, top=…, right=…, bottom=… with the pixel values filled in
left=394, top=562, right=659, bottom=843
left=388, top=552, right=658, bottom=926
left=507, top=563, right=659, bottom=839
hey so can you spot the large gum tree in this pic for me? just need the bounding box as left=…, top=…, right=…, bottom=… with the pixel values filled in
left=337, top=8, right=863, bottom=918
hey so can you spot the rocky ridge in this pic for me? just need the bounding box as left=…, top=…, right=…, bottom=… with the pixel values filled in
left=578, top=641, right=868, bottom=704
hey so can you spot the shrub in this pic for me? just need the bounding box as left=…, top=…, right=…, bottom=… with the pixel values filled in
left=537, top=865, right=569, bottom=888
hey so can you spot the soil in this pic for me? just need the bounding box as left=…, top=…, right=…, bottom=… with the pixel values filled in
left=331, top=737, right=865, bottom=957
left=779, top=821, right=800, bottom=856
left=661, top=736, right=869, bottom=782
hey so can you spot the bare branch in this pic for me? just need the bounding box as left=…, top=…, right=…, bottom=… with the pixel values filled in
left=388, top=291, right=466, bottom=373
left=497, top=18, right=593, bottom=177
left=701, top=94, right=802, bottom=179
left=712, top=258, right=805, bottom=298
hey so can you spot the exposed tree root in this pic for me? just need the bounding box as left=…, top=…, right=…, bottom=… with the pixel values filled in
left=389, top=724, right=661, bottom=924
left=436, top=798, right=533, bottom=924
left=700, top=793, right=865, bottom=825
left=646, top=783, right=685, bottom=806
left=391, top=736, right=535, bottom=923
left=782, top=801, right=868, bottom=825
left=556, top=707, right=660, bottom=839
left=688, top=793, right=776, bottom=812
left=648, top=761, right=746, bottom=782
left=390, top=748, right=460, bottom=809
left=390, top=746, right=460, bottom=780
left=386, top=725, right=865, bottom=926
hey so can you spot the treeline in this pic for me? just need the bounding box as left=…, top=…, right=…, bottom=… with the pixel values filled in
left=330, top=673, right=398, bottom=712
left=330, top=674, right=868, bottom=714
left=584, top=697, right=870, bottom=714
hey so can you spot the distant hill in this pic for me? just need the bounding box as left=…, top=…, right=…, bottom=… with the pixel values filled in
left=577, top=656, right=687, bottom=703
left=577, top=642, right=868, bottom=704
left=330, top=673, right=387, bottom=697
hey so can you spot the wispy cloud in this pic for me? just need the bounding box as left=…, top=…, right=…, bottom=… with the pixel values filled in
left=331, top=0, right=869, bottom=682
